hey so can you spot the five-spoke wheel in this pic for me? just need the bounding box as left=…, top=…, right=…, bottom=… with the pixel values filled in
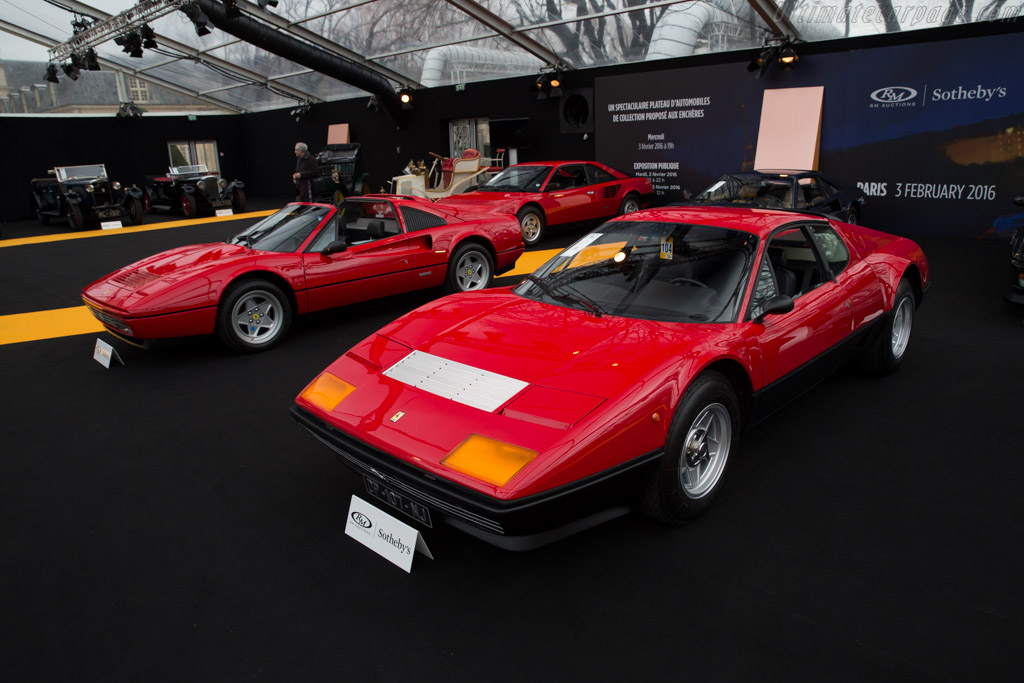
left=217, top=280, right=292, bottom=352
left=445, top=243, right=494, bottom=293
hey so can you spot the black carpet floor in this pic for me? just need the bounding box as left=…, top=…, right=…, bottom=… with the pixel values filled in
left=1, top=208, right=1021, bottom=682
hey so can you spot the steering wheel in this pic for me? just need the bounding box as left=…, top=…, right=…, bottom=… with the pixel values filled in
left=670, top=277, right=711, bottom=289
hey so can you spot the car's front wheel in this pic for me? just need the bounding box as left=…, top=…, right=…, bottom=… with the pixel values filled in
left=217, top=279, right=292, bottom=353
left=181, top=192, right=197, bottom=218
left=517, top=206, right=545, bottom=246
left=845, top=207, right=859, bottom=225
left=68, top=203, right=85, bottom=231
left=638, top=371, right=740, bottom=524
left=861, top=277, right=915, bottom=375
left=445, top=243, right=494, bottom=293
left=619, top=193, right=640, bottom=216
left=126, top=197, right=143, bottom=225
left=231, top=188, right=247, bottom=213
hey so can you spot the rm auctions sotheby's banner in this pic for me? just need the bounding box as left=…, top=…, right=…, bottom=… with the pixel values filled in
left=596, top=32, right=1024, bottom=238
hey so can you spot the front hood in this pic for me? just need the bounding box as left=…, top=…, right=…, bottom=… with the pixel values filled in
left=377, top=289, right=714, bottom=399
left=83, top=242, right=251, bottom=313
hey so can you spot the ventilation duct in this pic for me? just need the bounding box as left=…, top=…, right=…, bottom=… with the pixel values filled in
left=196, top=0, right=402, bottom=121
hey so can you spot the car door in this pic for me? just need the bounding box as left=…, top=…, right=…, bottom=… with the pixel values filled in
left=540, top=164, right=599, bottom=226
left=583, top=163, right=625, bottom=220
left=301, top=202, right=427, bottom=312
left=750, top=224, right=854, bottom=390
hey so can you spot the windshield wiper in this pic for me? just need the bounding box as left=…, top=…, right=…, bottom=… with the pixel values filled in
left=523, top=274, right=605, bottom=317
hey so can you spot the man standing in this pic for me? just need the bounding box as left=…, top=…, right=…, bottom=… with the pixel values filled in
left=292, top=142, right=319, bottom=202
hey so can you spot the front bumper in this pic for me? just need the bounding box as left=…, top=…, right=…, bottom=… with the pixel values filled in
left=290, top=405, right=661, bottom=551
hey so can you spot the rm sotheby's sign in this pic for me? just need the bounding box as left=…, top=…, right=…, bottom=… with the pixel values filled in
left=345, top=495, right=432, bottom=572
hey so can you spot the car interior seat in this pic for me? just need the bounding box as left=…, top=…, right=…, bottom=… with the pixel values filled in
left=367, top=219, right=386, bottom=240
left=770, top=249, right=797, bottom=297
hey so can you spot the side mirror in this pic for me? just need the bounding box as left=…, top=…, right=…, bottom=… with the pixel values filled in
left=322, top=239, right=347, bottom=256
left=1014, top=194, right=1024, bottom=207
left=754, top=295, right=795, bottom=323
left=545, top=182, right=562, bottom=192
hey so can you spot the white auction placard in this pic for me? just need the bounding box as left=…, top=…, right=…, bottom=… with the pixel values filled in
left=100, top=221, right=124, bottom=230
left=92, top=338, right=123, bottom=368
left=215, top=208, right=234, bottom=217
left=345, top=495, right=432, bottom=573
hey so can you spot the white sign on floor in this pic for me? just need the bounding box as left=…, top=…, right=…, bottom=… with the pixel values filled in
left=345, top=495, right=433, bottom=573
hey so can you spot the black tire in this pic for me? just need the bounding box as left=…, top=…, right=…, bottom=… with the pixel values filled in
left=517, top=206, right=545, bottom=246
left=181, top=192, right=197, bottom=218
left=638, top=371, right=741, bottom=524
left=619, top=193, right=641, bottom=216
left=126, top=197, right=143, bottom=225
left=68, top=203, right=85, bottom=231
left=860, top=277, right=915, bottom=375
left=445, top=242, right=494, bottom=293
left=231, top=188, right=247, bottom=213
left=34, top=196, right=50, bottom=225
left=143, top=190, right=154, bottom=213
left=216, top=279, right=292, bottom=353
left=844, top=207, right=859, bottom=225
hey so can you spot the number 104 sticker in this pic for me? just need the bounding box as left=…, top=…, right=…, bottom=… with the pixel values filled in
left=660, top=237, right=674, bottom=260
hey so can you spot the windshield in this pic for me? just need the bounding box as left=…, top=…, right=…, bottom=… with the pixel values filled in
left=482, top=165, right=551, bottom=192
left=56, top=165, right=107, bottom=181
left=697, top=174, right=794, bottom=208
left=170, top=164, right=210, bottom=175
left=229, top=204, right=331, bottom=252
left=514, top=221, right=757, bottom=323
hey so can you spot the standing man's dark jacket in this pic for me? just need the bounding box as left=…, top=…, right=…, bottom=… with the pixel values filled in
left=295, top=151, right=319, bottom=202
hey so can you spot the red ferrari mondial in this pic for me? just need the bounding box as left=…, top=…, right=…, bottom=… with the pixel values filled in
left=82, top=196, right=523, bottom=352
left=292, top=206, right=929, bottom=550
left=436, top=160, right=654, bottom=246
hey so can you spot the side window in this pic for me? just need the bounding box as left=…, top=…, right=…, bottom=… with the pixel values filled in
left=809, top=224, right=850, bottom=275
left=585, top=164, right=615, bottom=185
left=550, top=164, right=588, bottom=190
left=767, top=227, right=827, bottom=298
left=306, top=215, right=340, bottom=252
left=800, top=178, right=827, bottom=206
left=747, top=254, right=779, bottom=321
left=400, top=206, right=447, bottom=232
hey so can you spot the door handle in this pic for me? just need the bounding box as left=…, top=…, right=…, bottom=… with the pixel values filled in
left=586, top=191, right=595, bottom=195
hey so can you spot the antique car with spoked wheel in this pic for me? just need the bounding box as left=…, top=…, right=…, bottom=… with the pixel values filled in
left=142, top=164, right=246, bottom=218
left=292, top=205, right=929, bottom=550
left=688, top=170, right=866, bottom=223
left=437, top=160, right=654, bottom=246
left=30, top=164, right=143, bottom=230
left=81, top=196, right=524, bottom=352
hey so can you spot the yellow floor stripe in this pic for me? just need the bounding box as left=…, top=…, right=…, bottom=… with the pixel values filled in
left=0, top=247, right=563, bottom=346
left=0, top=210, right=277, bottom=249
left=0, top=306, right=104, bottom=345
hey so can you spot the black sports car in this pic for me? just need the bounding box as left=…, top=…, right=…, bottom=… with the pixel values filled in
left=689, top=170, right=866, bottom=223
left=30, top=164, right=143, bottom=230
left=143, top=164, right=246, bottom=218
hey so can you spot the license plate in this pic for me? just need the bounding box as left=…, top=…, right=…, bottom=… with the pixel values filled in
left=363, top=476, right=432, bottom=527
left=96, top=208, right=121, bottom=218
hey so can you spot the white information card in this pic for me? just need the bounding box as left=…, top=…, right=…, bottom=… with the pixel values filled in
left=345, top=495, right=433, bottom=573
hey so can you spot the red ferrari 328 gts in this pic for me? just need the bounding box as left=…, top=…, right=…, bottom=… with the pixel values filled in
left=292, top=206, right=929, bottom=550
left=437, top=160, right=654, bottom=246
left=82, top=197, right=524, bottom=352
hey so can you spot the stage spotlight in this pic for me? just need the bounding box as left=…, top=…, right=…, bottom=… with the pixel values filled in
left=62, top=61, right=81, bottom=81
left=779, top=44, right=798, bottom=68
left=120, top=32, right=144, bottom=58
left=71, top=17, right=92, bottom=34
left=532, top=72, right=562, bottom=99
left=183, top=3, right=212, bottom=36
left=84, top=48, right=101, bottom=71
left=398, top=88, right=413, bottom=109
left=140, top=24, right=158, bottom=50
left=290, top=104, right=310, bottom=122
left=45, top=63, right=60, bottom=83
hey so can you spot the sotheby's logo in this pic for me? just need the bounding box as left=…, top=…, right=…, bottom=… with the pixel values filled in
left=870, top=86, right=918, bottom=108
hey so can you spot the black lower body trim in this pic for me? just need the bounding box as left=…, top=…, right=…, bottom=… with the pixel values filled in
left=290, top=405, right=661, bottom=550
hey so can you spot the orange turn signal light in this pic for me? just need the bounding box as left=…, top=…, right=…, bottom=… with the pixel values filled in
left=300, top=372, right=355, bottom=412
left=442, top=435, right=537, bottom=487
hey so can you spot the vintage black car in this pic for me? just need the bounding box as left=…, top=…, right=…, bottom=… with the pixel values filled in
left=142, top=164, right=246, bottom=218
left=30, top=164, right=143, bottom=230
left=688, top=170, right=866, bottom=223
